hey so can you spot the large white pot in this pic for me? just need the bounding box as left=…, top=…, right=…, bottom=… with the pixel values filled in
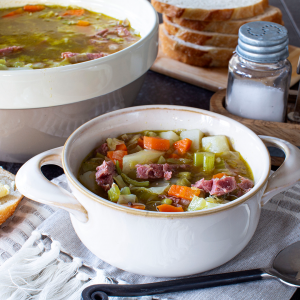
left=0, top=0, right=158, bottom=162
left=16, top=106, right=300, bottom=277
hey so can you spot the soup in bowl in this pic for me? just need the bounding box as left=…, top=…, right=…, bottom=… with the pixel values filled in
left=16, top=105, right=300, bottom=277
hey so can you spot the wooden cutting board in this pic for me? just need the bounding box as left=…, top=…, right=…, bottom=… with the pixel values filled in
left=151, top=29, right=300, bottom=92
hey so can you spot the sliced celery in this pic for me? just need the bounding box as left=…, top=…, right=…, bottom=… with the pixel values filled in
left=167, top=158, right=192, bottom=164
left=96, top=152, right=105, bottom=159
left=107, top=183, right=120, bottom=202
left=203, top=153, right=215, bottom=172
left=143, top=131, right=157, bottom=137
left=121, top=173, right=149, bottom=187
left=194, top=152, right=204, bottom=167
left=117, top=194, right=137, bottom=204
left=120, top=187, right=131, bottom=195
left=128, top=145, right=143, bottom=154
left=82, top=160, right=102, bottom=173
left=187, top=196, right=206, bottom=211
left=176, top=177, right=191, bottom=187
left=161, top=198, right=172, bottom=205
left=157, top=156, right=166, bottom=164
left=113, top=175, right=127, bottom=189
left=194, top=152, right=215, bottom=172
left=115, top=161, right=122, bottom=175
left=177, top=172, right=192, bottom=180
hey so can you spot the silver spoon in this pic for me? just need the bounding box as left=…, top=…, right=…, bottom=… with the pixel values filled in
left=81, top=241, right=300, bottom=300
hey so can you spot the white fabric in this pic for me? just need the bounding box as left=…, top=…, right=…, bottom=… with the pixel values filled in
left=0, top=174, right=299, bottom=300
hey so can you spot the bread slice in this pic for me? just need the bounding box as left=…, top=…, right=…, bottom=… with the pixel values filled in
left=151, top=0, right=269, bottom=21
left=166, top=6, right=283, bottom=34
left=0, top=168, right=23, bottom=225
left=160, top=25, right=234, bottom=68
left=163, top=14, right=238, bottom=48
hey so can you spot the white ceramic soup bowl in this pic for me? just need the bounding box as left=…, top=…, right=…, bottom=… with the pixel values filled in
left=16, top=105, right=300, bottom=277
left=0, top=0, right=158, bottom=162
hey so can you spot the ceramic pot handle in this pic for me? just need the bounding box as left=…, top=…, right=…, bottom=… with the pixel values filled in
left=260, top=136, right=300, bottom=205
left=15, top=147, right=88, bottom=223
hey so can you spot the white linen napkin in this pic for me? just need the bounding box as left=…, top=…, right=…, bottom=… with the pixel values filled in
left=1, top=174, right=299, bottom=300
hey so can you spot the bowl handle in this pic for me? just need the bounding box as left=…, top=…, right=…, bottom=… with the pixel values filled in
left=15, top=147, right=88, bottom=223
left=260, top=136, right=300, bottom=206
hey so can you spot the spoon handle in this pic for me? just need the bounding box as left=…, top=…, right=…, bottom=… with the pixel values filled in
left=81, top=269, right=265, bottom=299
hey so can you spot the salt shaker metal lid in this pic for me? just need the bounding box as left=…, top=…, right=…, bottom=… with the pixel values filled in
left=236, top=21, right=289, bottom=63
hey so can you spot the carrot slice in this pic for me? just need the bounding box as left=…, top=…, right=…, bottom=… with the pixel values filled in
left=77, top=20, right=90, bottom=26
left=2, top=8, right=24, bottom=18
left=107, top=150, right=127, bottom=169
left=23, top=5, right=45, bottom=12
left=116, top=144, right=127, bottom=151
left=137, top=138, right=144, bottom=148
left=173, top=138, right=192, bottom=155
left=168, top=153, right=180, bottom=159
left=213, top=173, right=227, bottom=179
left=143, top=136, right=170, bottom=151
left=168, top=185, right=200, bottom=201
left=120, top=203, right=146, bottom=210
left=62, top=9, right=85, bottom=16
left=157, top=204, right=184, bottom=212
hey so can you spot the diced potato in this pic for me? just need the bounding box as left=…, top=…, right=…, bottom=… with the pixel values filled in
left=202, top=135, right=230, bottom=153
left=206, top=202, right=220, bottom=209
left=187, top=196, right=206, bottom=211
left=122, top=150, right=164, bottom=174
left=180, top=129, right=204, bottom=151
left=159, top=131, right=180, bottom=144
left=79, top=171, right=97, bottom=193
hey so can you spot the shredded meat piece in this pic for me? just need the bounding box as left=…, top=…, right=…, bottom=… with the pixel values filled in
left=95, top=143, right=108, bottom=156
left=192, top=178, right=213, bottom=193
left=0, top=46, right=23, bottom=56
left=95, top=161, right=117, bottom=191
left=238, top=176, right=254, bottom=192
left=61, top=52, right=107, bottom=63
left=136, top=164, right=191, bottom=180
left=210, top=176, right=237, bottom=196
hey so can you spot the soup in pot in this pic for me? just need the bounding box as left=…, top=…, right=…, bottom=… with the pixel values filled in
left=0, top=4, right=141, bottom=69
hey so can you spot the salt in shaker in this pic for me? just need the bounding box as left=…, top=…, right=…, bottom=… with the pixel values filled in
left=226, top=21, right=292, bottom=122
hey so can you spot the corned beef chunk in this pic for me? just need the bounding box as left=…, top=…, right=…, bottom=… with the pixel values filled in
left=136, top=163, right=191, bottom=180
left=95, top=143, right=108, bottom=156
left=0, top=46, right=23, bottom=56
left=238, top=176, right=254, bottom=192
left=192, top=178, right=213, bottom=193
left=95, top=160, right=117, bottom=191
left=210, top=176, right=237, bottom=196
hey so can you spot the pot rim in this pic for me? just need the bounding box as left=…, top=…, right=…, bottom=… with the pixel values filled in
left=62, top=105, right=271, bottom=218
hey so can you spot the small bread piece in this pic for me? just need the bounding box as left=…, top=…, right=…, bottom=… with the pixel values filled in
left=166, top=6, right=283, bottom=34
left=160, top=25, right=234, bottom=68
left=0, top=168, right=23, bottom=225
left=151, top=0, right=269, bottom=21
left=163, top=15, right=238, bottom=48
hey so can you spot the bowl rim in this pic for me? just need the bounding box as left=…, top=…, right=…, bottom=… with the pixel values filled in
left=62, top=105, right=271, bottom=218
left=0, top=0, right=158, bottom=75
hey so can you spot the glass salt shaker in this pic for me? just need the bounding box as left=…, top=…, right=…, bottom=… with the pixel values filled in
left=226, top=21, right=292, bottom=122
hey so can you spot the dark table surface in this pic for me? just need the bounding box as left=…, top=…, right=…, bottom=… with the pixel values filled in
left=1, top=0, right=300, bottom=298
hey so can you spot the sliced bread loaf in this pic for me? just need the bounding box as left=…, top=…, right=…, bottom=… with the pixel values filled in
left=0, top=168, right=23, bottom=225
left=165, top=6, right=283, bottom=34
left=151, top=0, right=269, bottom=21
left=160, top=25, right=234, bottom=68
left=163, top=14, right=238, bottom=48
